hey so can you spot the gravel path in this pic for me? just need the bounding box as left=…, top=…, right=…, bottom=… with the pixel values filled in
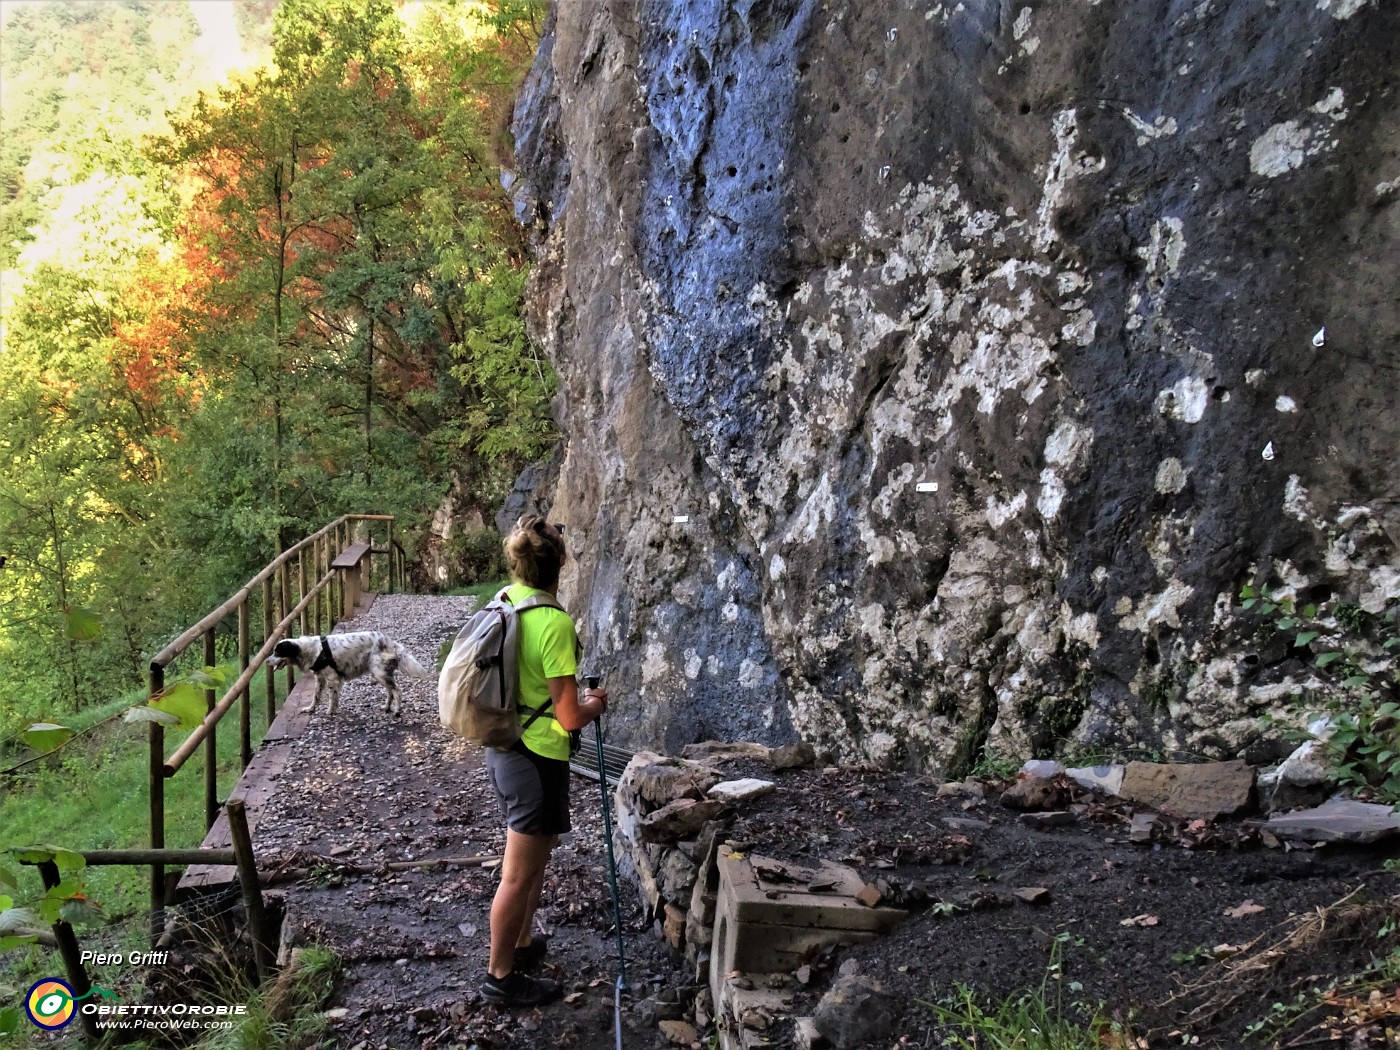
left=250, top=594, right=682, bottom=1050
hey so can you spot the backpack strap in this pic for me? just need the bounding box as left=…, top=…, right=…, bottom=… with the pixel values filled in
left=502, top=589, right=566, bottom=731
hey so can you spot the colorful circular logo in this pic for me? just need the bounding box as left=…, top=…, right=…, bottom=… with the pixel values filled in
left=25, top=978, right=76, bottom=1029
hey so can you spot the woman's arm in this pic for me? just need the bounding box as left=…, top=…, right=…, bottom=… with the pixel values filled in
left=548, top=675, right=609, bottom=732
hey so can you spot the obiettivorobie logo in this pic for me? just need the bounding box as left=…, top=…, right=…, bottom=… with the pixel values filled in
left=24, top=978, right=117, bottom=1030
left=16, top=979, right=248, bottom=1034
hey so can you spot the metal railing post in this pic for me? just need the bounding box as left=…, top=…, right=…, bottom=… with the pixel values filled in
left=37, top=860, right=99, bottom=1043
left=148, top=663, right=165, bottom=945
left=238, top=598, right=251, bottom=770
left=204, top=628, right=218, bottom=832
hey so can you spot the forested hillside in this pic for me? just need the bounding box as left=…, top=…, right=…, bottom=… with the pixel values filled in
left=0, top=0, right=554, bottom=731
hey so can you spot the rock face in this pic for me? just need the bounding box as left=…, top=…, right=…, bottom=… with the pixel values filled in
left=507, top=1, right=1400, bottom=769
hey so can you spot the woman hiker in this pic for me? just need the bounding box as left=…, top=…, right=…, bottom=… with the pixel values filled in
left=481, top=515, right=610, bottom=1007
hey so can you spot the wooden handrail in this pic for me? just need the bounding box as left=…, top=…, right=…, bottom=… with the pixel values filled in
left=145, top=513, right=398, bottom=935
left=162, top=570, right=333, bottom=776
left=150, top=514, right=393, bottom=670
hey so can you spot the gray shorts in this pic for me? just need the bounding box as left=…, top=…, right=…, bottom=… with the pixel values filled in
left=485, top=742, right=572, bottom=836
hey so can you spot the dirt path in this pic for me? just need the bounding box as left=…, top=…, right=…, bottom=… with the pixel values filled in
left=250, top=595, right=679, bottom=1050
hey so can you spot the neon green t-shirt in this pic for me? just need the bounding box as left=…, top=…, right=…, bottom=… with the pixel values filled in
left=508, top=583, right=579, bottom=761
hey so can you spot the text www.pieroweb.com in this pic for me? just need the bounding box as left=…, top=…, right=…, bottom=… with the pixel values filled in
left=87, top=1003, right=245, bottom=1031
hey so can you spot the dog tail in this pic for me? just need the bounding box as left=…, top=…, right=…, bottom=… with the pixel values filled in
left=397, top=647, right=433, bottom=680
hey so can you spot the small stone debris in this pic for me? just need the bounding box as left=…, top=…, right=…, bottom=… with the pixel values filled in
left=635, top=993, right=687, bottom=1025
left=1223, top=899, right=1265, bottom=918
left=639, top=797, right=730, bottom=843
left=1020, top=810, right=1076, bottom=830
left=1262, top=798, right=1400, bottom=844
left=1000, top=775, right=1070, bottom=811
left=813, top=975, right=896, bottom=1050
left=1120, top=913, right=1160, bottom=927
left=1013, top=886, right=1051, bottom=905
left=1130, top=812, right=1161, bottom=844
left=769, top=742, right=817, bottom=770
left=795, top=1016, right=829, bottom=1049
left=854, top=883, right=883, bottom=908
left=1119, top=760, right=1256, bottom=820
left=709, top=778, right=778, bottom=803
left=658, top=1018, right=700, bottom=1045
left=1114, top=912, right=1159, bottom=929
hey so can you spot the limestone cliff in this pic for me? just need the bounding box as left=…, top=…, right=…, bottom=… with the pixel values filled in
left=506, top=0, right=1400, bottom=771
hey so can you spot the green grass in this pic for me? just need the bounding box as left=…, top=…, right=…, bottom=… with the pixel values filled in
left=0, top=673, right=291, bottom=989
left=443, top=578, right=509, bottom=603
left=919, top=937, right=1123, bottom=1049
left=115, top=943, right=340, bottom=1050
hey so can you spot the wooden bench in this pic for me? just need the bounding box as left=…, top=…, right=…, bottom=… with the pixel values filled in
left=331, top=541, right=371, bottom=618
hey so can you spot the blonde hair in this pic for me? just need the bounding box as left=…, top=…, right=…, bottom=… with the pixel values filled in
left=504, top=515, right=565, bottom=589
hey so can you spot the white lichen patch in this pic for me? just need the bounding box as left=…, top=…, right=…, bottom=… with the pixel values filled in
left=1251, top=121, right=1312, bottom=177
left=986, top=490, right=1028, bottom=528
left=1311, top=87, right=1347, bottom=119
left=1063, top=609, right=1101, bottom=648
left=1155, top=458, right=1188, bottom=494
left=1316, top=0, right=1371, bottom=19
left=1250, top=91, right=1348, bottom=179
left=737, top=658, right=763, bottom=689
left=872, top=463, right=917, bottom=518
left=1155, top=376, right=1209, bottom=423
left=1044, top=419, right=1094, bottom=468
left=1138, top=217, right=1186, bottom=278
left=1122, top=108, right=1179, bottom=146
left=1283, top=475, right=1319, bottom=525
left=1117, top=579, right=1194, bottom=631
left=1037, top=468, right=1065, bottom=519
left=1036, top=110, right=1106, bottom=253
left=641, top=639, right=668, bottom=683
left=1012, top=7, right=1039, bottom=54
left=1061, top=307, right=1097, bottom=346
left=857, top=518, right=897, bottom=566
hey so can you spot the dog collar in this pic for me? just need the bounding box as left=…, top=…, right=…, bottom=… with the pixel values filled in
left=310, top=636, right=341, bottom=676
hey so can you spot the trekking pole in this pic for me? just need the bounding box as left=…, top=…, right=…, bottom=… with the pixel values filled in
left=586, top=675, right=627, bottom=1050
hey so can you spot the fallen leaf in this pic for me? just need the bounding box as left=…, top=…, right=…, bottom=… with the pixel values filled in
left=1119, top=914, right=1160, bottom=927
left=1223, top=900, right=1265, bottom=919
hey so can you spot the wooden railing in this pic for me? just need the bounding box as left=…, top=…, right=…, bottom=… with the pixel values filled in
left=145, top=514, right=403, bottom=931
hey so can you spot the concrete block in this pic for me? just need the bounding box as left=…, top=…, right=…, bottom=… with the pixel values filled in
left=709, top=853, right=905, bottom=1005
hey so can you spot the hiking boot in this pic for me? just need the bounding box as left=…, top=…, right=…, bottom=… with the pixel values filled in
left=480, top=970, right=561, bottom=1007
left=513, top=935, right=550, bottom=972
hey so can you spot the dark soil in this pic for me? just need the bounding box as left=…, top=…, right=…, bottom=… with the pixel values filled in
left=167, top=597, right=1400, bottom=1050
left=723, top=762, right=1400, bottom=1050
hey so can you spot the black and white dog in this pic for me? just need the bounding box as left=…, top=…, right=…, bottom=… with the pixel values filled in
left=267, top=632, right=430, bottom=717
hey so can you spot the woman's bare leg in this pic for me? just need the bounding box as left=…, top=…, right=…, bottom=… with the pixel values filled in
left=489, top=829, right=554, bottom=978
